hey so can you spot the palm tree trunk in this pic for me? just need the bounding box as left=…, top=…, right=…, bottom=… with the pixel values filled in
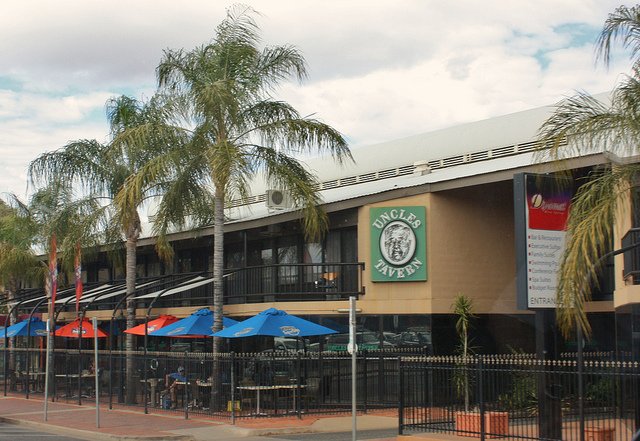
left=125, top=218, right=140, bottom=404
left=211, top=190, right=224, bottom=410
left=212, top=190, right=224, bottom=344
left=7, top=284, right=17, bottom=374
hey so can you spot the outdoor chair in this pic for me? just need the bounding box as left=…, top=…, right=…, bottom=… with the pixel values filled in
left=271, top=375, right=292, bottom=411
left=315, top=272, right=340, bottom=300
left=11, top=370, right=23, bottom=392
left=99, top=370, right=110, bottom=390
left=239, top=379, right=256, bottom=410
left=315, top=272, right=338, bottom=290
left=188, top=379, right=199, bottom=408
left=302, top=377, right=320, bottom=411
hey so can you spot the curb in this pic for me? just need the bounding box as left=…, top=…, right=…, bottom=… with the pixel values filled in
left=0, top=416, right=196, bottom=441
left=227, top=425, right=315, bottom=437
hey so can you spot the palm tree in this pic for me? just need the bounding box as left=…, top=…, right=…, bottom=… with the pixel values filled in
left=536, top=4, right=640, bottom=338
left=28, top=95, right=170, bottom=403
left=115, top=4, right=351, bottom=352
left=0, top=196, right=43, bottom=369
left=0, top=184, right=95, bottom=372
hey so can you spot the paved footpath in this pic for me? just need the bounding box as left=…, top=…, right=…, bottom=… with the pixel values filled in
left=0, top=396, right=398, bottom=441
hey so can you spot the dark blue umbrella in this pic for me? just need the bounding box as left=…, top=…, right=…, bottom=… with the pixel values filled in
left=0, top=317, right=54, bottom=337
left=211, top=308, right=338, bottom=338
left=149, top=308, right=238, bottom=337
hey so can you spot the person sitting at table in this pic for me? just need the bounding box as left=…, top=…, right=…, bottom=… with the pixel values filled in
left=165, top=366, right=186, bottom=408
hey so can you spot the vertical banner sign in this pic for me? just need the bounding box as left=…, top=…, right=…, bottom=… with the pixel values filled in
left=50, top=235, right=58, bottom=311
left=370, top=206, right=427, bottom=282
left=514, top=174, right=571, bottom=309
left=75, top=242, right=83, bottom=313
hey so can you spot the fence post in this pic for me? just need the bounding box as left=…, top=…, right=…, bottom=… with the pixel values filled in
left=231, top=352, right=235, bottom=425
left=362, top=349, right=367, bottom=414
left=477, top=356, right=485, bottom=441
left=297, top=351, right=302, bottom=419
left=398, top=356, right=404, bottom=436
left=184, top=352, right=189, bottom=420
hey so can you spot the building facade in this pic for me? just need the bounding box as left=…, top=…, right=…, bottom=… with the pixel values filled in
left=39, top=98, right=639, bottom=357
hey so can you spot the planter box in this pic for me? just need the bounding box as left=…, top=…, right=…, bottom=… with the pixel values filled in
left=455, top=411, right=509, bottom=438
left=425, top=407, right=451, bottom=420
left=585, top=427, right=615, bottom=441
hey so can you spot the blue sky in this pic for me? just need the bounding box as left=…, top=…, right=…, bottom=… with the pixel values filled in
left=0, top=0, right=630, bottom=199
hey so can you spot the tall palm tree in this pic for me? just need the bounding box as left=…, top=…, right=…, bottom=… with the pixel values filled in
left=115, top=4, right=351, bottom=352
left=28, top=95, right=169, bottom=403
left=537, top=5, right=640, bottom=338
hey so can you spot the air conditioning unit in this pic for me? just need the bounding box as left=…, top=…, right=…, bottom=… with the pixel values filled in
left=266, top=190, right=292, bottom=209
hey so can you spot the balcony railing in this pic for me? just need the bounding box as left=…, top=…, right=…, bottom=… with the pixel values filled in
left=223, top=262, right=365, bottom=304
left=50, top=264, right=365, bottom=314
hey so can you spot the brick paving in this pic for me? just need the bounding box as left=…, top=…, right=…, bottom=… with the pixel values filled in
left=0, top=394, right=399, bottom=440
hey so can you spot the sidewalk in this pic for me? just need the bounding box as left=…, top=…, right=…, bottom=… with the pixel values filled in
left=0, top=395, right=398, bottom=441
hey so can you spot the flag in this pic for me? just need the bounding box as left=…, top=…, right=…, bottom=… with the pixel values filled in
left=50, top=235, right=57, bottom=311
left=75, top=242, right=83, bottom=313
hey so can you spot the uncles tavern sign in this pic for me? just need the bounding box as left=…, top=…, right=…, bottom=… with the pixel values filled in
left=370, top=206, right=427, bottom=282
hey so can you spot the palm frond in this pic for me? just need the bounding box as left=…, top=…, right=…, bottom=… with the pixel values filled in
left=555, top=166, right=639, bottom=338
left=596, top=5, right=640, bottom=67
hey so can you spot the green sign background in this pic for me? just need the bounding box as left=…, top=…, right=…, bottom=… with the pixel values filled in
left=370, top=206, right=427, bottom=282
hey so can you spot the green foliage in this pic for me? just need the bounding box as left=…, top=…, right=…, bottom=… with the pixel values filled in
left=498, top=347, right=537, bottom=414
left=453, top=294, right=477, bottom=358
left=585, top=372, right=614, bottom=405
left=536, top=5, right=640, bottom=338
left=0, top=194, right=47, bottom=304
left=112, top=4, right=350, bottom=344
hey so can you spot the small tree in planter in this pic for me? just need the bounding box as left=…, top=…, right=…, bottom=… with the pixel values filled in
left=452, top=295, right=510, bottom=438
left=453, top=294, right=477, bottom=411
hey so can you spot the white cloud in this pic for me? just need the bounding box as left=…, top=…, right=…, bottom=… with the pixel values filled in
left=0, top=0, right=631, bottom=197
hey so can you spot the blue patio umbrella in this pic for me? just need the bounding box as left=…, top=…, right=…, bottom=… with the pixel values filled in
left=211, top=308, right=338, bottom=338
left=0, top=317, right=55, bottom=337
left=148, top=308, right=238, bottom=337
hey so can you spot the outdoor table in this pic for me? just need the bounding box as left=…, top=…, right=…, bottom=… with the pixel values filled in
left=19, top=371, right=46, bottom=392
left=140, top=378, right=162, bottom=407
left=55, top=373, right=95, bottom=398
left=237, top=384, right=305, bottom=415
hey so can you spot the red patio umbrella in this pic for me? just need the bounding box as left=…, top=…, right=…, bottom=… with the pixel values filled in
left=54, top=317, right=109, bottom=338
left=124, top=315, right=179, bottom=336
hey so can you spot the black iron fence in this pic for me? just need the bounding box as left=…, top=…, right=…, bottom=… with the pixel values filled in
left=400, top=355, right=640, bottom=441
left=1, top=347, right=401, bottom=421
left=6, top=347, right=638, bottom=440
